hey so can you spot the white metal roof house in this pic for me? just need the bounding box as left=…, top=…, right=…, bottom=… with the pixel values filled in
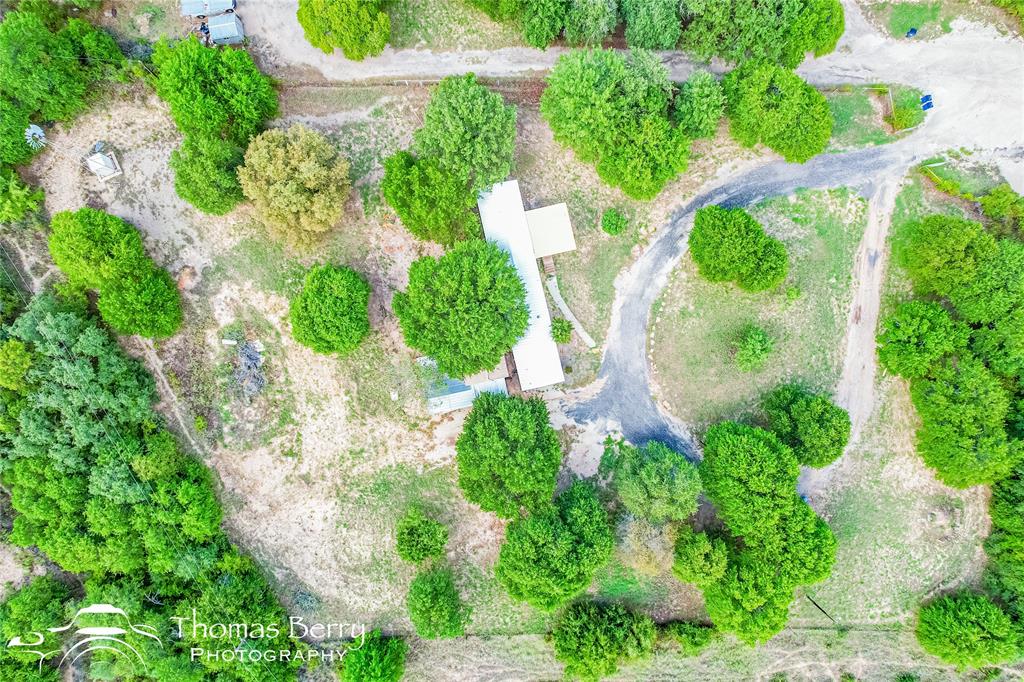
left=419, top=357, right=509, bottom=414
left=478, top=180, right=577, bottom=392
left=180, top=0, right=236, bottom=17
left=208, top=13, right=245, bottom=45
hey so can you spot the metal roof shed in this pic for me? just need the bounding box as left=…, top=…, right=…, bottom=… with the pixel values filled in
left=525, top=203, right=576, bottom=258
left=208, top=13, right=244, bottom=44
left=478, top=180, right=565, bottom=391
left=181, top=0, right=236, bottom=16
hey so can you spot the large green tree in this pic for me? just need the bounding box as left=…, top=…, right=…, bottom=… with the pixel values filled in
left=607, top=439, right=701, bottom=523
left=551, top=600, right=656, bottom=680
left=393, top=240, right=528, bottom=378
left=381, top=151, right=481, bottom=246
left=455, top=392, right=562, bottom=518
left=541, top=49, right=690, bottom=199
left=296, top=0, right=390, bottom=60
left=688, top=205, right=788, bottom=292
left=761, top=384, right=850, bottom=468
left=621, top=0, right=680, bottom=49
left=723, top=61, right=832, bottom=163
left=876, top=300, right=969, bottom=379
left=674, top=70, right=725, bottom=139
left=564, top=0, right=618, bottom=45
left=895, top=214, right=998, bottom=300
left=289, top=264, right=371, bottom=356
left=495, top=481, right=613, bottom=610
left=916, top=592, right=1019, bottom=668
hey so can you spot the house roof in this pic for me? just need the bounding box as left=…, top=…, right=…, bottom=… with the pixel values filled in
left=208, top=13, right=244, bottom=44
left=181, top=0, right=235, bottom=16
left=525, top=203, right=576, bottom=258
left=418, top=357, right=508, bottom=414
left=478, top=180, right=565, bottom=392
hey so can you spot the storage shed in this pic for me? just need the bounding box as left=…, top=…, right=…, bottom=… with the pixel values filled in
left=180, top=0, right=236, bottom=16
left=208, top=13, right=245, bottom=45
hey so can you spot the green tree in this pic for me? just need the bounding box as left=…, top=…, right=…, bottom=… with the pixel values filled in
left=733, top=324, right=774, bottom=372
left=673, top=527, right=728, bottom=587
left=606, top=440, right=701, bottom=523
left=339, top=630, right=406, bottom=682
left=0, top=100, right=34, bottom=165
left=702, top=551, right=794, bottom=644
left=916, top=592, right=1019, bottom=668
left=522, top=0, right=568, bottom=47
left=688, top=205, right=788, bottom=292
left=551, top=600, right=656, bottom=681
left=621, top=0, right=680, bottom=49
left=564, top=0, right=618, bottom=45
left=296, top=0, right=390, bottom=60
left=877, top=300, right=969, bottom=379
left=723, top=61, right=832, bottom=163
left=238, top=124, right=351, bottom=246
left=456, top=392, right=562, bottom=518
left=910, top=355, right=1016, bottom=488
left=541, top=49, right=691, bottom=200
left=496, top=482, right=613, bottom=610
left=414, top=74, right=517, bottom=192
left=406, top=568, right=469, bottom=639
left=761, top=384, right=851, bottom=467
left=680, top=0, right=843, bottom=67
left=675, top=70, right=725, bottom=139
left=169, top=134, right=245, bottom=216
left=0, top=576, right=69, bottom=682
left=660, top=620, right=718, bottom=656
left=979, top=183, right=1024, bottom=236
left=289, top=264, right=371, bottom=355
left=0, top=167, right=43, bottom=224
left=395, top=508, right=448, bottom=563
left=393, top=240, right=528, bottom=378
left=947, top=238, right=1024, bottom=324
left=895, top=214, right=998, bottom=300
left=48, top=208, right=182, bottom=338
left=381, top=150, right=481, bottom=246
left=973, top=306, right=1024, bottom=381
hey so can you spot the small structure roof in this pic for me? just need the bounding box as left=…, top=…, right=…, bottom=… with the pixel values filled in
left=525, top=203, right=576, bottom=258
left=181, top=0, right=236, bottom=16
left=208, top=13, right=244, bottom=44
left=418, top=358, right=508, bottom=415
left=84, top=150, right=122, bottom=181
left=478, top=180, right=565, bottom=391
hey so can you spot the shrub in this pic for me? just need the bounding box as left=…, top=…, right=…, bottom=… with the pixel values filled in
left=660, top=620, right=717, bottom=656
left=616, top=515, right=676, bottom=576
left=551, top=600, right=656, bottom=680
left=296, top=0, right=390, bottom=60
left=406, top=568, right=469, bottom=639
left=564, top=0, right=618, bottom=45
left=876, top=300, right=969, bottom=379
left=916, top=592, right=1019, bottom=668
left=0, top=167, right=43, bottom=224
left=393, top=240, right=528, bottom=378
left=169, top=134, right=245, bottom=216
left=238, top=125, right=351, bottom=246
left=339, top=630, right=406, bottom=682
left=601, top=208, right=628, bottom=236
left=541, top=49, right=690, bottom=200
left=675, top=70, right=725, bottom=139
left=414, top=74, right=517, bottom=193
left=551, top=317, right=573, bottom=344
left=688, top=205, right=788, bottom=292
left=467, top=0, right=524, bottom=21
left=979, top=183, right=1024, bottom=236
left=910, top=355, right=1016, bottom=488
left=733, top=324, right=774, bottom=372
left=0, top=100, right=35, bottom=166
left=381, top=150, right=481, bottom=246
left=761, top=384, right=851, bottom=467
left=680, top=0, right=844, bottom=68
left=496, top=482, right=613, bottom=610
left=48, top=208, right=182, bottom=338
left=621, top=0, right=680, bottom=49
left=895, top=214, right=997, bottom=300
left=0, top=339, right=33, bottom=394
left=289, top=264, right=370, bottom=355
left=673, top=527, right=728, bottom=587
left=456, top=392, right=563, bottom=518
left=723, top=61, right=832, bottom=163
left=522, top=0, right=568, bottom=47
left=606, top=439, right=701, bottom=523
left=395, top=508, right=448, bottom=563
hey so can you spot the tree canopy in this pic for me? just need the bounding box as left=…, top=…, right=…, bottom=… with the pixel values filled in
left=723, top=61, right=832, bottom=163
left=339, top=630, right=406, bottom=682
left=761, top=384, right=850, bottom=467
left=395, top=508, right=448, bottom=563
left=238, top=124, right=351, bottom=246
left=606, top=439, right=702, bottom=523
left=296, top=0, right=390, bottom=60
left=621, top=0, right=681, bottom=49
left=406, top=567, right=469, bottom=639
left=680, top=0, right=844, bottom=67
left=455, top=392, right=563, bottom=518
left=877, top=300, right=970, bottom=379
left=393, top=240, right=528, bottom=378
left=48, top=208, right=182, bottom=339
left=381, top=151, right=481, bottom=246
left=674, top=70, right=725, bottom=140
left=689, top=205, right=788, bottom=292
left=551, top=600, right=656, bottom=680
left=916, top=592, right=1020, bottom=668
left=541, top=49, right=691, bottom=200
left=289, top=264, right=371, bottom=355
left=496, top=482, right=613, bottom=610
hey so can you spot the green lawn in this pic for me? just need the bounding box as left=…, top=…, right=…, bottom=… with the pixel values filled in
left=827, top=87, right=892, bottom=150
left=888, top=1, right=946, bottom=35
left=649, top=189, right=867, bottom=427
left=389, top=0, right=523, bottom=50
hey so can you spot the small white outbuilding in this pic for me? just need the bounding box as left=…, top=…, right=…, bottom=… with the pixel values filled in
left=180, top=0, right=236, bottom=17
left=208, top=13, right=245, bottom=45
left=83, top=143, right=122, bottom=182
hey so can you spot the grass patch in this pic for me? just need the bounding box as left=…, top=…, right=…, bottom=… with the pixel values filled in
left=388, top=0, right=523, bottom=50
left=595, top=560, right=670, bottom=610
left=886, top=85, right=927, bottom=131
left=208, top=231, right=307, bottom=298
left=888, top=1, right=944, bottom=35
left=650, top=189, right=866, bottom=426
left=335, top=333, right=422, bottom=422
left=827, top=87, right=892, bottom=150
